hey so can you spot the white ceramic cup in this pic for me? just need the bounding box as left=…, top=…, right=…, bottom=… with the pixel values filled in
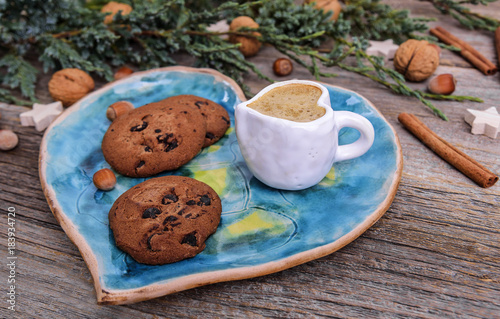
left=235, top=80, right=375, bottom=191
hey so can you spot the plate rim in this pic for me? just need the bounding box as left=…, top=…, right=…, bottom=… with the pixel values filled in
left=39, top=67, right=403, bottom=305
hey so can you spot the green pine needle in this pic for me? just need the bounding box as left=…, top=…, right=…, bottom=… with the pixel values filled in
left=0, top=0, right=491, bottom=120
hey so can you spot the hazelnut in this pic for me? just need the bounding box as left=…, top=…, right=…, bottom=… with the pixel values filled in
left=93, top=168, right=117, bottom=191
left=106, top=101, right=134, bottom=121
left=273, top=58, right=293, bottom=76
left=305, top=0, right=342, bottom=21
left=0, top=130, right=19, bottom=151
left=229, top=16, right=261, bottom=57
left=393, top=39, right=440, bottom=82
left=48, top=68, right=95, bottom=107
left=428, top=74, right=456, bottom=95
left=101, top=2, right=133, bottom=24
left=114, top=66, right=134, bottom=80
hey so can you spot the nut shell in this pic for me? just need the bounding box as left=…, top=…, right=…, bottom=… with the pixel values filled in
left=273, top=58, right=293, bottom=76
left=428, top=74, right=456, bottom=95
left=429, top=43, right=442, bottom=56
left=114, top=66, right=134, bottom=80
left=0, top=130, right=18, bottom=151
left=93, top=168, right=117, bottom=191
left=48, top=68, right=95, bottom=107
left=106, top=101, right=134, bottom=121
left=229, top=16, right=261, bottom=57
left=229, top=16, right=259, bottom=32
left=101, top=1, right=133, bottom=24
left=305, top=0, right=342, bottom=21
left=394, top=39, right=439, bottom=82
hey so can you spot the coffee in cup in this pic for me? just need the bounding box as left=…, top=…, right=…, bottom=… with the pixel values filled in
left=235, top=80, right=375, bottom=191
left=247, top=84, right=326, bottom=122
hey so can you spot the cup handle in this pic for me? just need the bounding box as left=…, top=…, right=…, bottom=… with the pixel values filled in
left=333, top=111, right=375, bottom=162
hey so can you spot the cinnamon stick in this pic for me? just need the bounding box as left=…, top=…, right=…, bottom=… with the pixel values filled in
left=435, top=27, right=497, bottom=70
left=398, top=113, right=498, bottom=188
left=495, top=27, right=500, bottom=68
left=430, top=27, right=498, bottom=75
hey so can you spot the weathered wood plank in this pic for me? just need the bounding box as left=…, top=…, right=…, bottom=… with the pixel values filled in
left=1, top=0, right=500, bottom=317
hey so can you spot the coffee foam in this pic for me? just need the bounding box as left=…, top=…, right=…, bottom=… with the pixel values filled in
left=247, top=84, right=326, bottom=122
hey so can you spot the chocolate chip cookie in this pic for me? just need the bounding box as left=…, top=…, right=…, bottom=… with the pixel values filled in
left=109, top=176, right=222, bottom=265
left=102, top=99, right=207, bottom=177
left=164, top=95, right=230, bottom=147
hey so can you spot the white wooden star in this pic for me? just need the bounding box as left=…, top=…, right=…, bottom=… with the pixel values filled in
left=20, top=101, right=63, bottom=131
left=464, top=107, right=500, bottom=139
left=366, top=39, right=399, bottom=60
left=207, top=20, right=229, bottom=40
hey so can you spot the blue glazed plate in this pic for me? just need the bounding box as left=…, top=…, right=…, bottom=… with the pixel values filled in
left=40, top=67, right=402, bottom=305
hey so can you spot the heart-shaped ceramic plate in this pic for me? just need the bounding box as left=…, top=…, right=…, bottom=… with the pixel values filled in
left=40, top=66, right=402, bottom=305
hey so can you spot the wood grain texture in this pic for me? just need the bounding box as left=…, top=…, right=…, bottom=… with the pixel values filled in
left=1, top=0, right=499, bottom=317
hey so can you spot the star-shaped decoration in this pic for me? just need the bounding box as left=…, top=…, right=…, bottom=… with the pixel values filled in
left=20, top=101, right=63, bottom=131
left=366, top=39, right=399, bottom=60
left=464, top=107, right=500, bottom=139
left=207, top=20, right=229, bottom=40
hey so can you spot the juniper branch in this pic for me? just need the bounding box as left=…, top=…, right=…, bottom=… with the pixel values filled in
left=0, top=88, right=34, bottom=106
left=0, top=0, right=487, bottom=118
left=425, top=0, right=500, bottom=31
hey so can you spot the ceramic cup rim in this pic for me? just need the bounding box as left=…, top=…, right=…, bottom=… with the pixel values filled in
left=236, top=80, right=333, bottom=126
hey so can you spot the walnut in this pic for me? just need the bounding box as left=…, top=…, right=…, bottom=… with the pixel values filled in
left=305, top=0, right=342, bottom=21
left=48, top=68, right=95, bottom=107
left=393, top=39, right=440, bottom=82
left=101, top=1, right=133, bottom=24
left=229, top=16, right=261, bottom=57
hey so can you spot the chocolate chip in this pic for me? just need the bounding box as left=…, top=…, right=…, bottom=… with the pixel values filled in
left=198, top=194, right=211, bottom=206
left=181, top=232, right=197, bottom=246
left=137, top=161, right=145, bottom=168
left=222, top=116, right=230, bottom=125
left=186, top=200, right=196, bottom=205
left=156, top=133, right=173, bottom=143
left=162, top=193, right=178, bottom=204
left=177, top=208, right=186, bottom=216
left=194, top=101, right=208, bottom=109
left=147, top=235, right=153, bottom=250
left=155, top=133, right=178, bottom=152
left=164, top=139, right=178, bottom=152
left=205, top=132, right=215, bottom=140
left=183, top=111, right=188, bottom=114
left=144, top=146, right=152, bottom=152
left=142, top=207, right=161, bottom=219
left=130, top=121, right=148, bottom=132
left=146, top=234, right=160, bottom=251
left=155, top=129, right=161, bottom=133
left=163, top=215, right=178, bottom=224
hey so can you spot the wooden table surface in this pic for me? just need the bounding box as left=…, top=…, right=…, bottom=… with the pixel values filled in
left=1, top=1, right=499, bottom=318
